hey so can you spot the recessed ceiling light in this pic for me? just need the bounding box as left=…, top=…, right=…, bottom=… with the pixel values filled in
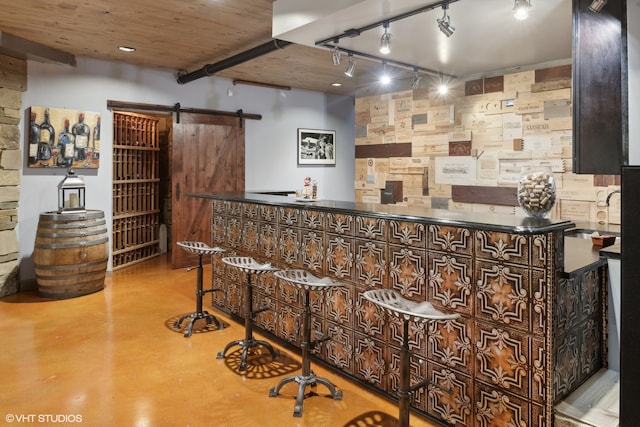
left=118, top=46, right=136, bottom=52
left=331, top=82, right=343, bottom=87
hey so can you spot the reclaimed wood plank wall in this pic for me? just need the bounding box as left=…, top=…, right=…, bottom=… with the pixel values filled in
left=354, top=64, right=622, bottom=225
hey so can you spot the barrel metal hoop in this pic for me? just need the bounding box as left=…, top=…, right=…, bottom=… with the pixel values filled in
left=37, top=219, right=107, bottom=230
left=41, top=210, right=104, bottom=221
left=36, top=228, right=107, bottom=239
left=34, top=259, right=108, bottom=272
left=34, top=236, right=109, bottom=250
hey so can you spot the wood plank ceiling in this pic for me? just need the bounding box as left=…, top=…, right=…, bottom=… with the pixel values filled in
left=0, top=0, right=572, bottom=96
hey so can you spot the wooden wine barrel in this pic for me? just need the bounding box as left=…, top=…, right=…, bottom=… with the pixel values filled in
left=34, top=210, right=108, bottom=299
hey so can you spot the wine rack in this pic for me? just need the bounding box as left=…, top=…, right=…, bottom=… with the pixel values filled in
left=112, top=112, right=161, bottom=269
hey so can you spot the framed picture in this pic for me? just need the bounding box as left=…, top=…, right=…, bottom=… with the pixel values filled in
left=297, top=128, right=336, bottom=165
left=27, top=106, right=101, bottom=169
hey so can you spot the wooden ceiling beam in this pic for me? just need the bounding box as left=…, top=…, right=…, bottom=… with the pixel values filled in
left=0, top=32, right=76, bottom=66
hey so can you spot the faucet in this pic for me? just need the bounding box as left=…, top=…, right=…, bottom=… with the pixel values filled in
left=606, top=190, right=621, bottom=206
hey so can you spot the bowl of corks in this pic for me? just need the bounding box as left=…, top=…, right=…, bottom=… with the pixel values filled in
left=517, top=167, right=557, bottom=218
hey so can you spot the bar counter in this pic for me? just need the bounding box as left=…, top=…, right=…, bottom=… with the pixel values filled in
left=192, top=192, right=606, bottom=427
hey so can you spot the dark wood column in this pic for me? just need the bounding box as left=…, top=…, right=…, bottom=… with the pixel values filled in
left=572, top=0, right=627, bottom=174
left=621, top=166, right=640, bottom=425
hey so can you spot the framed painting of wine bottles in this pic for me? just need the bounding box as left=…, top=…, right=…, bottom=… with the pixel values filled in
left=27, top=106, right=101, bottom=169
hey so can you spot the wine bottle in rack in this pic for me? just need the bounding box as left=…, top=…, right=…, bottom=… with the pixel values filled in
left=72, top=112, right=90, bottom=161
left=93, top=116, right=101, bottom=159
left=58, top=119, right=75, bottom=168
left=29, top=111, right=41, bottom=165
left=38, top=109, right=55, bottom=164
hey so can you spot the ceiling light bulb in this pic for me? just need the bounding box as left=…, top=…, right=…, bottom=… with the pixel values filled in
left=380, top=23, right=391, bottom=54
left=438, top=84, right=449, bottom=95
left=331, top=46, right=341, bottom=65
left=588, top=0, right=607, bottom=12
left=344, top=56, right=356, bottom=78
left=514, top=0, right=531, bottom=20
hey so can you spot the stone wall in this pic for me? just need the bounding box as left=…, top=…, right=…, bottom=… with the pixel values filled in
left=354, top=64, right=622, bottom=225
left=0, top=53, right=26, bottom=296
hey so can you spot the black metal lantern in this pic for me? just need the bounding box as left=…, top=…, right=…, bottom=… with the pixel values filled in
left=57, top=169, right=86, bottom=214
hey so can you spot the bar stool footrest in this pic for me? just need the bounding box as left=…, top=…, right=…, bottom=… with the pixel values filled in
left=269, top=372, right=342, bottom=417
left=252, top=306, right=271, bottom=316
left=217, top=338, right=279, bottom=371
left=310, top=334, right=331, bottom=348
left=199, top=287, right=223, bottom=296
left=173, top=311, right=223, bottom=337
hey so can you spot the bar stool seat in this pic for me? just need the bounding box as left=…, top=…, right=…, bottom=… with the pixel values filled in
left=269, top=269, right=344, bottom=417
left=173, top=241, right=226, bottom=338
left=363, top=289, right=459, bottom=427
left=217, top=257, right=279, bottom=371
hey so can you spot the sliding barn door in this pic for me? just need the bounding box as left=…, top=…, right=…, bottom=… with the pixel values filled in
left=171, top=113, right=245, bottom=268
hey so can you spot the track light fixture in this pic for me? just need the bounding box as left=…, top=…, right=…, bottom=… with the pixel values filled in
left=344, top=52, right=356, bottom=77
left=588, top=0, right=607, bottom=12
left=513, top=0, right=531, bottom=20
left=437, top=1, right=455, bottom=37
left=380, top=21, right=391, bottom=54
left=411, top=68, right=421, bottom=90
left=331, top=43, right=341, bottom=65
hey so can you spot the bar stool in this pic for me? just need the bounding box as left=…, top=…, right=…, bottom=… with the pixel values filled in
left=217, top=256, right=279, bottom=371
left=363, top=289, right=460, bottom=427
left=269, top=269, right=343, bottom=417
left=173, top=242, right=226, bottom=337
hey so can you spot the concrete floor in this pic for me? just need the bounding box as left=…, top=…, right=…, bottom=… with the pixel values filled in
left=0, top=253, right=439, bottom=427
left=2, top=252, right=620, bottom=427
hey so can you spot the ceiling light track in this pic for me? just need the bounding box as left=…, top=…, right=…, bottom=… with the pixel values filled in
left=315, top=0, right=462, bottom=47
left=319, top=44, right=456, bottom=79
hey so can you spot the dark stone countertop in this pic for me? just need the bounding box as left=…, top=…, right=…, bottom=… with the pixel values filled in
left=563, top=236, right=608, bottom=276
left=192, top=192, right=608, bottom=276
left=189, top=192, right=575, bottom=235
left=565, top=221, right=621, bottom=261
left=599, top=241, right=621, bottom=259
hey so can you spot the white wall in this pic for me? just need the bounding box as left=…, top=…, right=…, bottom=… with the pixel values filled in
left=243, top=87, right=355, bottom=199
left=19, top=57, right=355, bottom=280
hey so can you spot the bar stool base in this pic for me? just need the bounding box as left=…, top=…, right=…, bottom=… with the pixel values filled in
left=269, top=372, right=343, bottom=417
left=173, top=311, right=223, bottom=338
left=216, top=338, right=279, bottom=371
